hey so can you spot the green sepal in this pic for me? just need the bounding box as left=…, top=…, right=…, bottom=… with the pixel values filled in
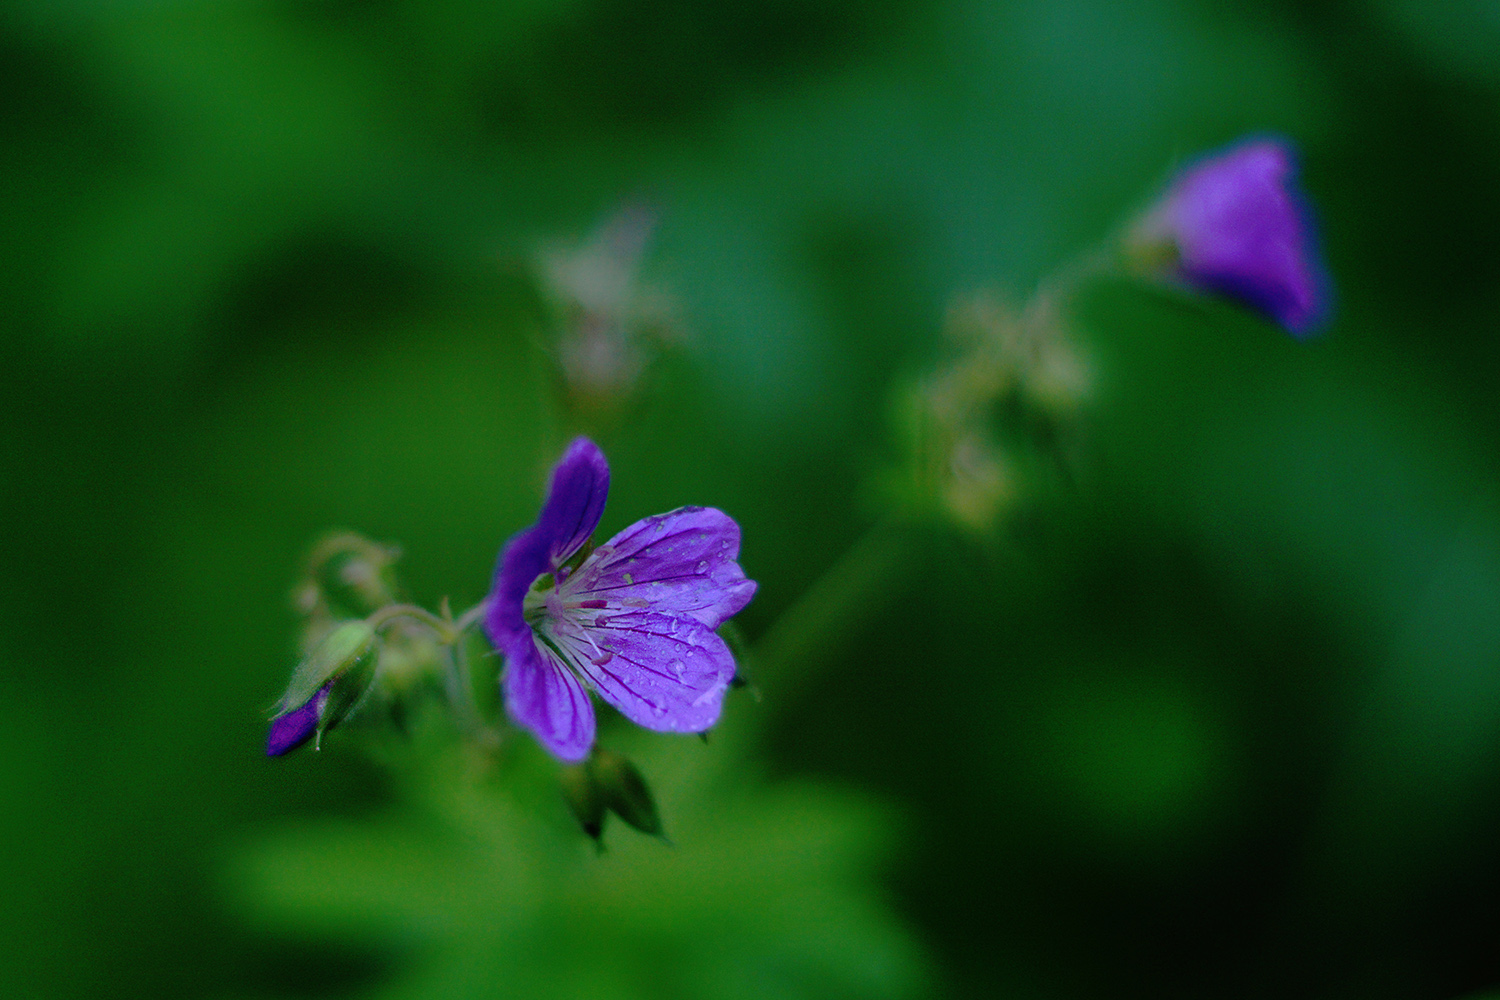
left=277, top=621, right=378, bottom=716
left=588, top=746, right=666, bottom=841
left=558, top=763, right=606, bottom=844
left=715, top=621, right=759, bottom=704
left=313, top=661, right=375, bottom=748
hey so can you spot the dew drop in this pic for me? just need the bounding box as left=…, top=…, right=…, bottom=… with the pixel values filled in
left=695, top=560, right=708, bottom=574
left=692, top=679, right=729, bottom=708
left=669, top=659, right=685, bottom=679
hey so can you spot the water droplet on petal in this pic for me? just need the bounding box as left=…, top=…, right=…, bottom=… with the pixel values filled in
left=692, top=679, right=729, bottom=708
left=695, top=561, right=708, bottom=573
left=669, top=659, right=685, bottom=679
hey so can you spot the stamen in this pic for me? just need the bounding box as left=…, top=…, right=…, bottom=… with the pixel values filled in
left=571, top=599, right=608, bottom=609
left=555, top=610, right=612, bottom=666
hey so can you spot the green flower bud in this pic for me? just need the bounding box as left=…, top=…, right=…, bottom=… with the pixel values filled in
left=300, top=533, right=401, bottom=621
left=556, top=747, right=668, bottom=844
left=559, top=763, right=606, bottom=843
left=588, top=747, right=665, bottom=841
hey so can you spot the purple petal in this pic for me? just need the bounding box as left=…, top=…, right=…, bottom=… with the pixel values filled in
left=484, top=523, right=551, bottom=652
left=1160, top=137, right=1330, bottom=335
left=267, top=683, right=330, bottom=756
left=569, top=507, right=756, bottom=630
left=536, top=437, right=610, bottom=569
left=553, top=611, right=736, bottom=734
left=503, top=637, right=596, bottom=762
left=483, top=437, right=611, bottom=652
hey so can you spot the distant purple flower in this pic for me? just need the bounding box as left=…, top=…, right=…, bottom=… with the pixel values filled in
left=485, top=438, right=756, bottom=762
left=1137, top=137, right=1330, bottom=336
left=267, top=682, right=331, bottom=756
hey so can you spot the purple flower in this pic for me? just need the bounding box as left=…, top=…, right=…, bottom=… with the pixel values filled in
left=484, top=438, right=756, bottom=762
left=1136, top=137, right=1330, bottom=336
left=267, top=682, right=331, bottom=756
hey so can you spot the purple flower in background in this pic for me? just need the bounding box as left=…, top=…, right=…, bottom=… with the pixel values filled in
left=485, top=438, right=756, bottom=762
left=1135, top=136, right=1330, bottom=336
left=267, top=682, right=332, bottom=756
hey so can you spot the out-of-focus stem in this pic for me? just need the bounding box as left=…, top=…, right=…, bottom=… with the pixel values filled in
left=751, top=520, right=919, bottom=714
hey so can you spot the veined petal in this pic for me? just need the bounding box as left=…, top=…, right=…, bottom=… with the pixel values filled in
left=567, top=507, right=756, bottom=629
left=552, top=610, right=736, bottom=733
left=537, top=437, right=610, bottom=568
left=503, top=637, right=595, bottom=762
left=484, top=437, right=611, bottom=651
left=485, top=525, right=550, bottom=650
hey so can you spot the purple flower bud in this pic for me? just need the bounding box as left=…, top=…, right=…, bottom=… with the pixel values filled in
left=267, top=682, right=331, bottom=756
left=265, top=621, right=378, bottom=757
left=1132, top=137, right=1331, bottom=336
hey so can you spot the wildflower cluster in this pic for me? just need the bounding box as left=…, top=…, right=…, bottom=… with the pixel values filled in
left=269, top=534, right=443, bottom=755
left=268, top=439, right=756, bottom=780
left=265, top=134, right=1331, bottom=842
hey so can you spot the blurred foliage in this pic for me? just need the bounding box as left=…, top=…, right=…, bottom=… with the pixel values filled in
left=3, top=1, right=1500, bottom=999
left=225, top=712, right=924, bottom=1000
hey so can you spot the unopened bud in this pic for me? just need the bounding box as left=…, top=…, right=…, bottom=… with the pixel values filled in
left=267, top=621, right=378, bottom=756
left=266, top=682, right=331, bottom=756
left=556, top=747, right=668, bottom=844
left=559, top=763, right=606, bottom=843
left=588, top=746, right=665, bottom=840
left=1125, top=136, right=1330, bottom=336
left=300, top=533, right=401, bottom=620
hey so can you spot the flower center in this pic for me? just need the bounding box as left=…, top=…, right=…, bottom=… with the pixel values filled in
left=521, top=572, right=617, bottom=668
left=522, top=573, right=609, bottom=633
left=521, top=572, right=556, bottom=631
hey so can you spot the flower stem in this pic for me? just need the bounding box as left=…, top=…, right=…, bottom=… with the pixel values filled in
left=751, top=519, right=919, bottom=714
left=366, top=603, right=455, bottom=642
left=365, top=600, right=488, bottom=644
left=444, top=637, right=500, bottom=747
left=453, top=600, right=488, bottom=634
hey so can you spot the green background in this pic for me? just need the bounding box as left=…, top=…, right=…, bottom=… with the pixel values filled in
left=4, top=1, right=1500, bottom=998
